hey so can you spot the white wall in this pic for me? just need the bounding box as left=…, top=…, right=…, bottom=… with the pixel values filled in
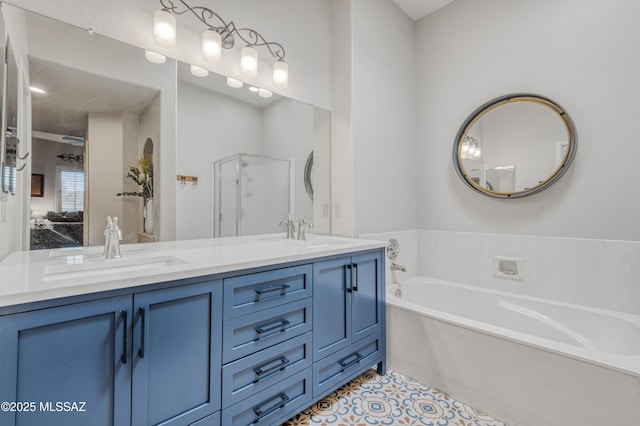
left=351, top=0, right=418, bottom=235
left=262, top=98, right=314, bottom=223
left=417, top=0, right=640, bottom=241
left=414, top=0, right=640, bottom=313
left=176, top=80, right=263, bottom=240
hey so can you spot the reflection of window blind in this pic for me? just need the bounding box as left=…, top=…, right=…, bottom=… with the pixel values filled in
left=59, top=169, right=84, bottom=211
left=2, top=166, right=16, bottom=193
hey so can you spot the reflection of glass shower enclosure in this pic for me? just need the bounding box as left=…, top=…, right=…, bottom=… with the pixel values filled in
left=213, top=153, right=294, bottom=237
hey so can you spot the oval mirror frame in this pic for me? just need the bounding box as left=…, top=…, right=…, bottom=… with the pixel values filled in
left=453, top=93, right=577, bottom=199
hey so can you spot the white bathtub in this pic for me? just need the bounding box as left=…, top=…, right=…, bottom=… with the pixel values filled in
left=386, top=277, right=640, bottom=426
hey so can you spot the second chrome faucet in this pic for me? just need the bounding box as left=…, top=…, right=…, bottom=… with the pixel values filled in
left=279, top=214, right=313, bottom=240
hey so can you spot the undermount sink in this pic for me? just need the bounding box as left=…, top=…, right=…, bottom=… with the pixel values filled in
left=48, top=246, right=146, bottom=259
left=43, top=255, right=187, bottom=281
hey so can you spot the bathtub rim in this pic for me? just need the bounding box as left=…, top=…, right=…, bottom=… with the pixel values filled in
left=386, top=276, right=640, bottom=378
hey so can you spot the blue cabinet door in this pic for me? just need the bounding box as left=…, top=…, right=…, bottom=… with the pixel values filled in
left=312, top=256, right=352, bottom=361
left=313, top=250, right=384, bottom=362
left=0, top=296, right=132, bottom=426
left=131, top=279, right=222, bottom=426
left=351, top=251, right=383, bottom=342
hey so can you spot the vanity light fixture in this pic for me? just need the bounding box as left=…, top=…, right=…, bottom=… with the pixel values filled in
left=248, top=86, right=259, bottom=93
left=144, top=50, right=167, bottom=64
left=190, top=64, right=208, bottom=77
left=226, top=77, right=243, bottom=88
left=461, top=135, right=481, bottom=159
left=153, top=8, right=177, bottom=48
left=153, top=0, right=288, bottom=88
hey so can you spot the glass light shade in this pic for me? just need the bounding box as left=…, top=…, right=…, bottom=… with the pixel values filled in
left=227, top=77, right=243, bottom=88
left=248, top=86, right=259, bottom=93
left=153, top=9, right=176, bottom=48
left=258, top=88, right=273, bottom=98
left=190, top=65, right=209, bottom=77
left=240, top=46, right=258, bottom=77
left=272, top=60, right=288, bottom=89
left=202, top=30, right=222, bottom=63
left=144, top=50, right=166, bottom=64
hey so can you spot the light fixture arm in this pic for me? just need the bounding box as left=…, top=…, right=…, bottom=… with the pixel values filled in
left=159, top=0, right=286, bottom=60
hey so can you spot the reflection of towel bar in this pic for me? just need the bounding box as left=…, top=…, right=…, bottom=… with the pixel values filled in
left=176, top=175, right=198, bottom=187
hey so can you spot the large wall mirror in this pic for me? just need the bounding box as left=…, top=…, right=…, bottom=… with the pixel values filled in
left=2, top=3, right=330, bottom=251
left=453, top=93, right=577, bottom=198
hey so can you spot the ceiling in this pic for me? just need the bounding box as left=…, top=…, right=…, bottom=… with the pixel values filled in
left=29, top=56, right=159, bottom=139
left=391, top=0, right=455, bottom=21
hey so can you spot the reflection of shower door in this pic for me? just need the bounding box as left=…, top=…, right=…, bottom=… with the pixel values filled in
left=213, top=153, right=294, bottom=237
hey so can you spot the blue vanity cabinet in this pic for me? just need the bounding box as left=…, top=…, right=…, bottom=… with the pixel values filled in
left=0, top=278, right=222, bottom=426
left=0, top=296, right=133, bottom=426
left=312, top=250, right=384, bottom=362
left=311, top=249, right=385, bottom=398
left=131, top=280, right=223, bottom=426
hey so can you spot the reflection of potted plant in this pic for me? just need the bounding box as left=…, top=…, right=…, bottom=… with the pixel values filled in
left=117, top=157, right=154, bottom=234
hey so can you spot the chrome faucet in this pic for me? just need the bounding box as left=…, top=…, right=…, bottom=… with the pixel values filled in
left=279, top=214, right=295, bottom=239
left=297, top=216, right=313, bottom=240
left=104, top=216, right=123, bottom=259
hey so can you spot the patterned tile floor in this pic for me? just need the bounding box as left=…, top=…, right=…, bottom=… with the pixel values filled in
left=282, top=369, right=508, bottom=426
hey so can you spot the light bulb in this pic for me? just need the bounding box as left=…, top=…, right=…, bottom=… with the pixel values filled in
left=227, top=77, right=243, bottom=88
left=273, top=60, right=288, bottom=89
left=248, top=86, right=259, bottom=93
left=202, top=30, right=222, bottom=64
left=258, top=88, right=273, bottom=98
left=240, top=46, right=258, bottom=77
left=144, top=50, right=166, bottom=64
left=190, top=65, right=209, bottom=77
left=153, top=9, right=176, bottom=48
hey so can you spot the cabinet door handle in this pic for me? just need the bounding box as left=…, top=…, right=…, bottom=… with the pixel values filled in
left=121, top=310, right=127, bottom=364
left=138, top=307, right=146, bottom=359
left=345, top=264, right=352, bottom=293
left=253, top=356, right=290, bottom=379
left=352, top=263, right=359, bottom=292
left=339, top=351, right=363, bottom=372
left=255, top=283, right=290, bottom=297
left=253, top=392, right=290, bottom=421
left=255, top=319, right=290, bottom=336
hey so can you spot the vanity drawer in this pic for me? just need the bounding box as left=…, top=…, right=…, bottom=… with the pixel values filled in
left=312, top=334, right=382, bottom=398
left=223, top=299, right=312, bottom=363
left=222, top=332, right=312, bottom=408
left=221, top=369, right=312, bottom=426
left=224, top=264, right=312, bottom=320
left=189, top=411, right=220, bottom=426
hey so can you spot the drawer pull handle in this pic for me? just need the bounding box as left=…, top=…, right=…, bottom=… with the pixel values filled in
left=339, top=351, right=363, bottom=371
left=352, top=264, right=359, bottom=292
left=254, top=356, right=290, bottom=379
left=346, top=264, right=352, bottom=293
left=255, top=283, right=291, bottom=297
left=253, top=392, right=290, bottom=421
left=121, top=310, right=127, bottom=364
left=138, top=307, right=146, bottom=359
left=255, top=319, right=290, bottom=336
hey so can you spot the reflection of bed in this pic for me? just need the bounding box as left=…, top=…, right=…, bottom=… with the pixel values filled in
left=30, top=211, right=83, bottom=250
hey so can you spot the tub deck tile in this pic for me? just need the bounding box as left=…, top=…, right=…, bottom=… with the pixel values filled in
left=282, top=369, right=507, bottom=426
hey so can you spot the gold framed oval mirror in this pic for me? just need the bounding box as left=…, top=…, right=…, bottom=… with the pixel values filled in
left=453, top=93, right=577, bottom=198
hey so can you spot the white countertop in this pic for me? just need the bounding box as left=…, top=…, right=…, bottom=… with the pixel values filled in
left=0, top=234, right=385, bottom=309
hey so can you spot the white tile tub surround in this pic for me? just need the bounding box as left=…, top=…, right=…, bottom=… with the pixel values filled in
left=358, top=230, right=418, bottom=284
left=418, top=230, right=640, bottom=315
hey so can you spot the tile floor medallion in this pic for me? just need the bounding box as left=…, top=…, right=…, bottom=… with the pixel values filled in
left=282, top=369, right=508, bottom=426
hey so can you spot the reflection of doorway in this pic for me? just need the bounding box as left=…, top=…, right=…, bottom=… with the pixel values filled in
left=29, top=134, right=85, bottom=250
left=28, top=56, right=160, bottom=250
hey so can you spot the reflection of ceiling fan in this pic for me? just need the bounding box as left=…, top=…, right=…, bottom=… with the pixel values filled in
left=32, top=130, right=85, bottom=147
